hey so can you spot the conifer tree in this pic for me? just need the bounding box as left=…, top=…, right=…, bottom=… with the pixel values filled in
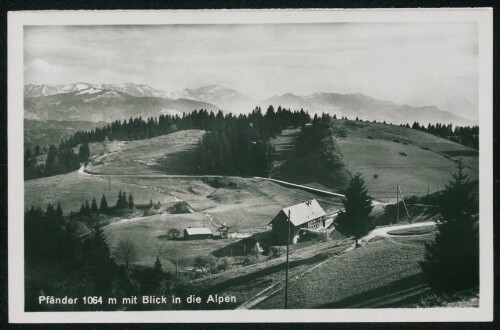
left=334, top=173, right=374, bottom=247
left=84, top=200, right=91, bottom=215
left=420, top=158, right=479, bottom=290
left=100, top=194, right=109, bottom=214
left=154, top=256, right=163, bottom=274
left=128, top=193, right=134, bottom=209
left=55, top=202, right=64, bottom=225
left=80, top=203, right=86, bottom=216
left=90, top=198, right=99, bottom=214
left=116, top=191, right=126, bottom=209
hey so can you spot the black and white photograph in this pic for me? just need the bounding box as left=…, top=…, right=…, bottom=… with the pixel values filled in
left=8, top=9, right=493, bottom=323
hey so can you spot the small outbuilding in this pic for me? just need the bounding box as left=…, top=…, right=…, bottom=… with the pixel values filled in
left=183, top=227, right=213, bottom=240
left=269, top=199, right=326, bottom=244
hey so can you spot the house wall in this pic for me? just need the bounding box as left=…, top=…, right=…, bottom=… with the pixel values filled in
left=272, top=213, right=325, bottom=244
left=183, top=231, right=212, bottom=240
left=271, top=212, right=301, bottom=245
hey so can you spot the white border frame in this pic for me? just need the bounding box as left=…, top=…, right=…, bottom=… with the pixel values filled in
left=8, top=9, right=493, bottom=323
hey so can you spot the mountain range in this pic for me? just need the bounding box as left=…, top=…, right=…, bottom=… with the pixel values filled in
left=24, top=83, right=477, bottom=126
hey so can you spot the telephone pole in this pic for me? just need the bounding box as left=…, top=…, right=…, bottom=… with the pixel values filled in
left=175, top=253, right=178, bottom=286
left=396, top=184, right=399, bottom=224
left=285, top=210, right=291, bottom=309
left=398, top=185, right=411, bottom=223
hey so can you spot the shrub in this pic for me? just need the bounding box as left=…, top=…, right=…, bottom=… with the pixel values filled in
left=399, top=152, right=408, bottom=157
left=214, top=257, right=231, bottom=273
left=393, top=139, right=400, bottom=143
left=167, top=228, right=181, bottom=239
left=367, top=135, right=374, bottom=139
left=167, top=201, right=191, bottom=214
left=268, top=246, right=286, bottom=259
left=373, top=173, right=379, bottom=179
left=242, top=253, right=259, bottom=266
left=193, top=255, right=217, bottom=274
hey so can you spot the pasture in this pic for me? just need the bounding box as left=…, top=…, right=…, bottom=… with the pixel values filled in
left=103, top=213, right=236, bottom=271
left=24, top=170, right=176, bottom=212
left=256, top=235, right=434, bottom=309
left=333, top=120, right=479, bottom=202
left=132, top=176, right=343, bottom=233
left=84, top=129, right=205, bottom=175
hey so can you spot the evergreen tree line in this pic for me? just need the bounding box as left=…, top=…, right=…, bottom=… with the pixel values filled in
left=405, top=122, right=479, bottom=150
left=24, top=142, right=90, bottom=180
left=195, top=106, right=309, bottom=175
left=62, top=106, right=309, bottom=147
left=296, top=113, right=345, bottom=170
left=76, top=191, right=134, bottom=220
left=25, top=201, right=174, bottom=311
left=25, top=202, right=115, bottom=308
left=25, top=106, right=310, bottom=179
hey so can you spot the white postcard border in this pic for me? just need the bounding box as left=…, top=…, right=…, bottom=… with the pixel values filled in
left=8, top=8, right=494, bottom=323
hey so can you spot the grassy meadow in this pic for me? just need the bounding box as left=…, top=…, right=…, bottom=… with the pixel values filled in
left=84, top=129, right=205, bottom=175
left=24, top=170, right=176, bottom=212
left=256, top=234, right=435, bottom=309
left=103, top=213, right=238, bottom=271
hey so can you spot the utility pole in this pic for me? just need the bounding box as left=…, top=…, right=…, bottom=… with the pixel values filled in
left=398, top=185, right=411, bottom=223
left=108, top=177, right=111, bottom=190
left=396, top=184, right=399, bottom=224
left=285, top=210, right=291, bottom=309
left=175, top=253, right=178, bottom=286
left=427, top=180, right=430, bottom=195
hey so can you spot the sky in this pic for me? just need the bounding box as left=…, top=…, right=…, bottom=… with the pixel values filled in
left=24, top=23, right=478, bottom=106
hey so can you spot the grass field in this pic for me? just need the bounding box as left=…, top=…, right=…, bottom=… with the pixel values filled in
left=103, top=213, right=238, bottom=271
left=255, top=235, right=434, bottom=309
left=24, top=170, right=176, bottom=212
left=85, top=129, right=205, bottom=175
left=332, top=120, right=479, bottom=202
left=132, top=176, right=342, bottom=233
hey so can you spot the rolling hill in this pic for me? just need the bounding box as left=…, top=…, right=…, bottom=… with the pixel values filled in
left=270, top=120, right=478, bottom=202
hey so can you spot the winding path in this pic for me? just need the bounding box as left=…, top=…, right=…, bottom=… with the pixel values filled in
left=78, top=164, right=346, bottom=198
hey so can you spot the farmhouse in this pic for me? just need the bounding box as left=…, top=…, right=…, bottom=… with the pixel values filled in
left=269, top=199, right=326, bottom=244
left=183, top=227, right=213, bottom=240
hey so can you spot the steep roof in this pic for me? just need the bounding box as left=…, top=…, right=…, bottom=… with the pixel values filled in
left=269, top=199, right=326, bottom=227
left=184, top=227, right=213, bottom=235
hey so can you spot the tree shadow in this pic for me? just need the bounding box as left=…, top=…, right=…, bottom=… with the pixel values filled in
left=317, top=272, right=431, bottom=308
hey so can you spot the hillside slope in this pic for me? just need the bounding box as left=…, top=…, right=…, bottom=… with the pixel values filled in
left=270, top=120, right=478, bottom=201
left=332, top=120, right=478, bottom=202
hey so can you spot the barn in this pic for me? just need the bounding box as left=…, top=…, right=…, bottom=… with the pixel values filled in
left=269, top=199, right=326, bottom=244
left=183, top=227, right=213, bottom=240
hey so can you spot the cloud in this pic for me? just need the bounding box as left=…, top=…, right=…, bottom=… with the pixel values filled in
left=28, top=59, right=60, bottom=72
left=23, top=23, right=478, bottom=107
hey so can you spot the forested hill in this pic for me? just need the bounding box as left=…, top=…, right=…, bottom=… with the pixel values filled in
left=24, top=106, right=310, bottom=179
left=24, top=106, right=479, bottom=180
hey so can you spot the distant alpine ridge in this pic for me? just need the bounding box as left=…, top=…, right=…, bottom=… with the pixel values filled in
left=24, top=83, right=477, bottom=126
